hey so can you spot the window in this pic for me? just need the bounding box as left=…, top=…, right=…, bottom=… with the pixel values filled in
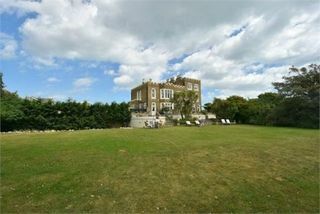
left=152, top=102, right=156, bottom=111
left=151, top=102, right=156, bottom=115
left=161, top=102, right=173, bottom=110
left=151, top=88, right=156, bottom=99
left=165, top=89, right=169, bottom=98
left=160, top=89, right=173, bottom=99
left=194, top=84, right=199, bottom=91
left=187, top=82, right=192, bottom=90
left=136, top=90, right=142, bottom=101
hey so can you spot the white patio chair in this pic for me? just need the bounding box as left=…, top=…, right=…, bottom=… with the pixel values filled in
left=195, top=120, right=201, bottom=127
left=221, top=119, right=226, bottom=125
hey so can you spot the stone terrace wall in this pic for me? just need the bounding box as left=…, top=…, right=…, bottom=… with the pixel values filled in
left=130, top=115, right=166, bottom=128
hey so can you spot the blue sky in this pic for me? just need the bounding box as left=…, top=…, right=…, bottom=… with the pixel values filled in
left=1, top=0, right=319, bottom=104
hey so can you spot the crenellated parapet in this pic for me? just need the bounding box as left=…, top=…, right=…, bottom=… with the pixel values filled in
left=130, top=76, right=202, bottom=115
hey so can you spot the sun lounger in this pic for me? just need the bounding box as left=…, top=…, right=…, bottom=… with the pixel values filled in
left=226, top=119, right=231, bottom=125
left=186, top=121, right=192, bottom=126
left=221, top=119, right=226, bottom=125
left=195, top=120, right=201, bottom=127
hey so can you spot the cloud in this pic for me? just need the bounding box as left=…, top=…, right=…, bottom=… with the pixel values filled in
left=103, top=69, right=116, bottom=76
left=0, top=32, right=17, bottom=59
left=180, top=48, right=292, bottom=98
left=33, top=57, right=57, bottom=67
left=1, top=0, right=319, bottom=98
left=73, top=77, right=96, bottom=91
left=47, top=77, right=60, bottom=83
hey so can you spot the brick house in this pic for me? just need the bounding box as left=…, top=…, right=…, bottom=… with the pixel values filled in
left=130, top=76, right=201, bottom=115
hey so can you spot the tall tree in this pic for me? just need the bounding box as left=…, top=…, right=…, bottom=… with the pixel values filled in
left=203, top=102, right=213, bottom=113
left=273, top=64, right=320, bottom=99
left=272, top=64, right=320, bottom=128
left=211, top=98, right=238, bottom=120
left=226, top=96, right=248, bottom=123
left=171, top=91, right=198, bottom=119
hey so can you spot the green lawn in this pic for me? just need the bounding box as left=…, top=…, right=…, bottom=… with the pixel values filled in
left=1, top=125, right=319, bottom=213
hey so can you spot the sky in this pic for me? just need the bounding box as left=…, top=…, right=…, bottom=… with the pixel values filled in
left=0, top=0, right=319, bottom=104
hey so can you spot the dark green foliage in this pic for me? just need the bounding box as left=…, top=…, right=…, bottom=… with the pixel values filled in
left=0, top=77, right=131, bottom=131
left=273, top=64, right=319, bottom=99
left=244, top=93, right=282, bottom=125
left=211, top=98, right=237, bottom=120
left=272, top=64, right=319, bottom=128
left=209, top=93, right=281, bottom=125
left=207, top=64, right=319, bottom=129
left=203, top=102, right=213, bottom=112
left=1, top=97, right=131, bottom=131
left=0, top=90, right=24, bottom=131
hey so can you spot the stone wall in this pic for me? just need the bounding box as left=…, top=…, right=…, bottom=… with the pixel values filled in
left=130, top=114, right=166, bottom=128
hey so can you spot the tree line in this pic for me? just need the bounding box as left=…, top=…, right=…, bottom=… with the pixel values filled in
left=204, top=64, right=319, bottom=129
left=1, top=64, right=319, bottom=131
left=0, top=74, right=131, bottom=132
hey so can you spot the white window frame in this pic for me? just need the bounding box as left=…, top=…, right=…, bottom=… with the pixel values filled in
left=160, top=89, right=173, bottom=99
left=161, top=102, right=173, bottom=110
left=151, top=88, right=156, bottom=99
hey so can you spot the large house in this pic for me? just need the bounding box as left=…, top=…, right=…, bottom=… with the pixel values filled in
left=130, top=76, right=201, bottom=115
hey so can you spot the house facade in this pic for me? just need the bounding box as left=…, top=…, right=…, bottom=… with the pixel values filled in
left=130, top=76, right=201, bottom=115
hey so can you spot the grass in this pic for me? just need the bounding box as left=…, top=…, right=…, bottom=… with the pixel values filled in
left=1, top=125, right=319, bottom=213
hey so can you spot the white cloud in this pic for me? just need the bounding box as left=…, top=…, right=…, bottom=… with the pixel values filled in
left=103, top=69, right=116, bottom=76
left=47, top=77, right=60, bottom=83
left=1, top=0, right=319, bottom=97
left=180, top=48, right=292, bottom=98
left=113, top=74, right=132, bottom=86
left=33, top=57, right=57, bottom=67
left=73, top=77, right=96, bottom=91
left=0, top=32, right=17, bottom=59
